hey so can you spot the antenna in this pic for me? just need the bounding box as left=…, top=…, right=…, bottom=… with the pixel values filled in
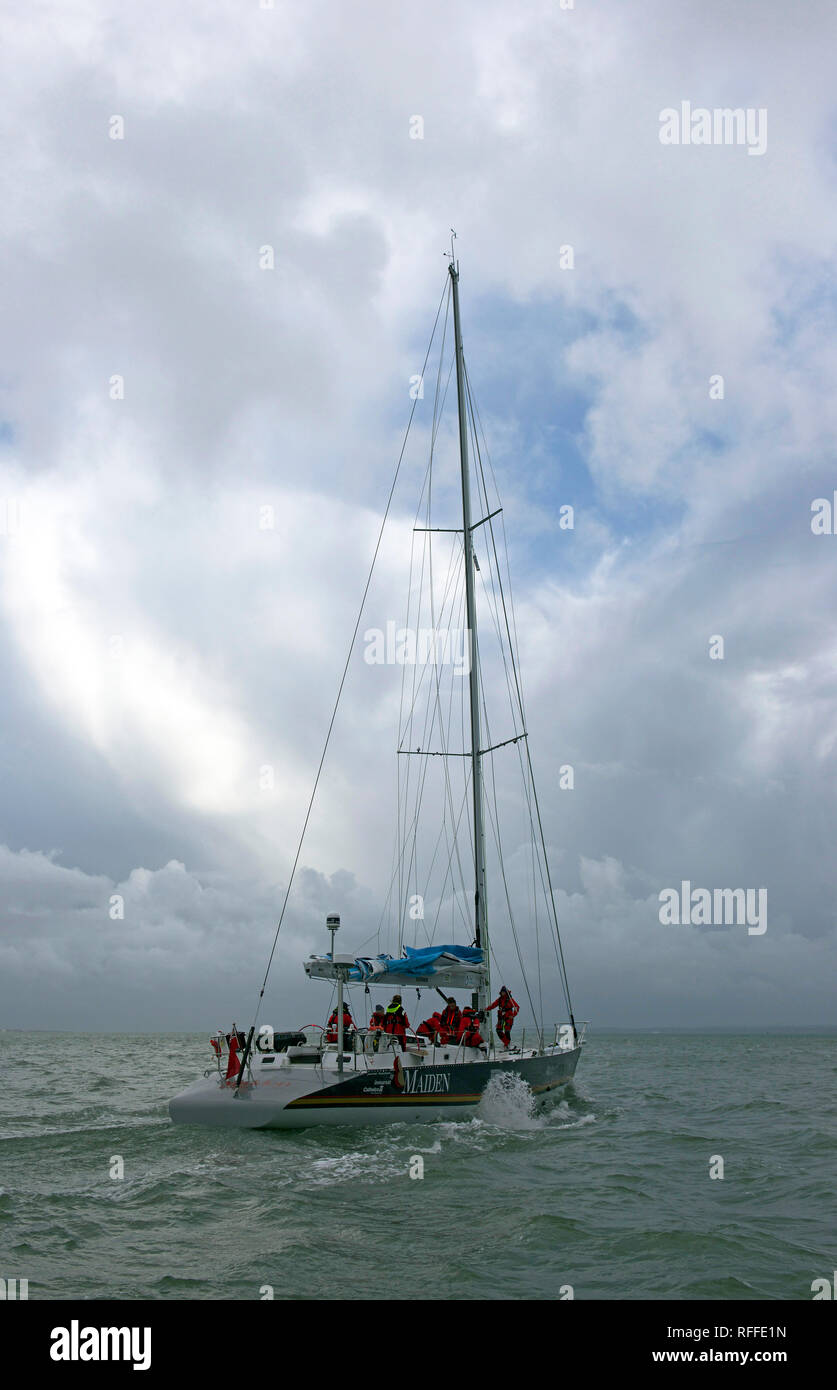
left=326, top=913, right=340, bottom=960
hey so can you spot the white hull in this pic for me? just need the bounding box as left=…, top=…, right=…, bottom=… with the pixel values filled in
left=170, top=1040, right=582, bottom=1130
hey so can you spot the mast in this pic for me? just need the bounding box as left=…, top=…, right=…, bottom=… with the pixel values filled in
left=449, top=257, right=490, bottom=1018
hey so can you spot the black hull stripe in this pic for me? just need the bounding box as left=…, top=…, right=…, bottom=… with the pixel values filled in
left=286, top=1077, right=569, bottom=1109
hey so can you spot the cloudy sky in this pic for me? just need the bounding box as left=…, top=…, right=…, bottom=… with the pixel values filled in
left=1, top=0, right=835, bottom=1032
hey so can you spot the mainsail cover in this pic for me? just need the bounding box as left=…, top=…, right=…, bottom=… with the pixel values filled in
left=305, top=944, right=485, bottom=988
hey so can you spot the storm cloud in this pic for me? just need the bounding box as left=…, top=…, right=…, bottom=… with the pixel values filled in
left=1, top=0, right=835, bottom=1030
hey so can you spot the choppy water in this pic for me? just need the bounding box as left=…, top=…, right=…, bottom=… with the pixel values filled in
left=1, top=1031, right=834, bottom=1300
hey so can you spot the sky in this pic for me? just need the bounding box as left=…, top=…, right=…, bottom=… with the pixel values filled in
left=1, top=0, right=836, bottom=1032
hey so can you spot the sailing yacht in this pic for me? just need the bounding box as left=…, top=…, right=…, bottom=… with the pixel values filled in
left=170, top=249, right=586, bottom=1129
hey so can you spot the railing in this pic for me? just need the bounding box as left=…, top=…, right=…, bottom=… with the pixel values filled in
left=208, top=1020, right=591, bottom=1080
left=313, top=1027, right=425, bottom=1069
left=511, top=1021, right=590, bottom=1055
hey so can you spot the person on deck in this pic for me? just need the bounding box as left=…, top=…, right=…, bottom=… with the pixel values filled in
left=457, top=1007, right=485, bottom=1049
left=456, top=1006, right=474, bottom=1039
left=367, top=1003, right=387, bottom=1051
left=325, top=1004, right=355, bottom=1046
left=416, top=1011, right=444, bottom=1042
left=383, top=995, right=410, bottom=1051
left=487, top=986, right=519, bottom=1048
left=439, top=997, right=461, bottom=1041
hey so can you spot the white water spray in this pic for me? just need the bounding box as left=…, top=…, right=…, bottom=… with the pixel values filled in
left=477, top=1071, right=546, bottom=1130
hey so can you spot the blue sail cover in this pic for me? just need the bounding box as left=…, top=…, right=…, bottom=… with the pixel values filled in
left=347, top=944, right=483, bottom=983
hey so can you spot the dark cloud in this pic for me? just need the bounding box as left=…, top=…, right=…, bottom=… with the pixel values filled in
left=1, top=0, right=835, bottom=1029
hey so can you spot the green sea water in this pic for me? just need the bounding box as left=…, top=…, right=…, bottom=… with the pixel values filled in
left=1, top=1030, right=834, bottom=1301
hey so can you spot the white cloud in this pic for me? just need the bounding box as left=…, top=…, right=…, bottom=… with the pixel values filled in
left=1, top=0, right=835, bottom=1027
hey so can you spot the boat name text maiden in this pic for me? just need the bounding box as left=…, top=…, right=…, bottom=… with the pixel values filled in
left=403, top=1069, right=451, bottom=1094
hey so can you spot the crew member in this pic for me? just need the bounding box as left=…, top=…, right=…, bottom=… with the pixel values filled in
left=456, top=1006, right=475, bottom=1040
left=368, top=1003, right=386, bottom=1051
left=325, top=1003, right=355, bottom=1045
left=416, top=1011, right=444, bottom=1042
left=383, top=994, right=410, bottom=1051
left=487, top=986, right=519, bottom=1048
left=458, top=1007, right=484, bottom=1049
left=439, top=997, right=461, bottom=1041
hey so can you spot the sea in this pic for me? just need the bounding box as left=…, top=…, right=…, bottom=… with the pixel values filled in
left=1, top=1030, right=834, bottom=1301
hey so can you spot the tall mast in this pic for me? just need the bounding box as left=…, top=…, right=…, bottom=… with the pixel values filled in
left=449, top=257, right=490, bottom=1014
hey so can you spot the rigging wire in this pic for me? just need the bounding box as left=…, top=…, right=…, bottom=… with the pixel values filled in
left=241, top=276, right=451, bottom=1054
left=396, top=305, right=475, bottom=951
left=471, top=569, right=542, bottom=1029
left=399, top=539, right=469, bottom=943
left=399, top=527, right=477, bottom=950
left=464, top=357, right=576, bottom=1024
left=398, top=293, right=452, bottom=948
